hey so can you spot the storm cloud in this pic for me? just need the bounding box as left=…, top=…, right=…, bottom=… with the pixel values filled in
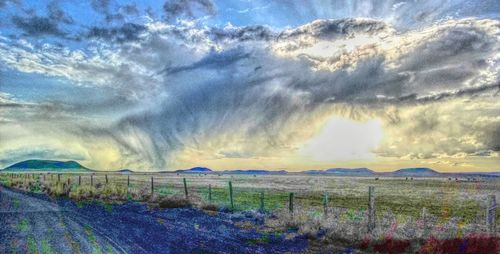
left=0, top=1, right=499, bottom=171
left=78, top=18, right=497, bottom=169
left=87, top=23, right=147, bottom=43
left=163, top=0, right=217, bottom=20
left=11, top=15, right=65, bottom=37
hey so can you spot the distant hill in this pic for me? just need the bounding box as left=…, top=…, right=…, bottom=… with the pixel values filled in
left=3, top=160, right=497, bottom=178
left=444, top=172, right=500, bottom=178
left=392, top=168, right=440, bottom=176
left=304, top=168, right=374, bottom=176
left=223, top=169, right=288, bottom=175
left=117, top=169, right=134, bottom=174
left=176, top=167, right=213, bottom=173
left=3, top=160, right=92, bottom=172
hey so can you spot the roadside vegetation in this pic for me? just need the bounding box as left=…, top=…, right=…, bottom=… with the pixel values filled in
left=1, top=173, right=498, bottom=253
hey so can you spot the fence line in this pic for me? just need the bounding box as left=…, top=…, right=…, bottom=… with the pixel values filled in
left=0, top=172, right=498, bottom=234
left=487, top=195, right=497, bottom=235
left=368, top=186, right=375, bottom=233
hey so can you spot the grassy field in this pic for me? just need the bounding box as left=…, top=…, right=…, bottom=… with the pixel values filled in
left=2, top=172, right=499, bottom=252
left=1, top=172, right=498, bottom=224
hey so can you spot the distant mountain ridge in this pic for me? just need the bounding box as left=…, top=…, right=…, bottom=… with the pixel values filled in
left=392, top=168, right=440, bottom=176
left=223, top=169, right=288, bottom=175
left=2, top=159, right=498, bottom=177
left=305, top=168, right=374, bottom=175
left=3, top=160, right=92, bottom=172
left=175, top=167, right=213, bottom=173
left=117, top=169, right=134, bottom=174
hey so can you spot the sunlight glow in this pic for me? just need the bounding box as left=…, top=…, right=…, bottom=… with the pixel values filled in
left=300, top=116, right=383, bottom=161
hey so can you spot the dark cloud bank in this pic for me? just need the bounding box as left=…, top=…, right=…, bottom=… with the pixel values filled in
left=1, top=0, right=498, bottom=169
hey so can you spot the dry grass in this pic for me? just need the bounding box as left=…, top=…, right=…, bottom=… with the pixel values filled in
left=1, top=172, right=498, bottom=252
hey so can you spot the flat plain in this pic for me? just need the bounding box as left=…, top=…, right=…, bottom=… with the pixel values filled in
left=1, top=172, right=499, bottom=253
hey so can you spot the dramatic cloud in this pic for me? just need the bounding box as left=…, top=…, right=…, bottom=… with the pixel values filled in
left=87, top=23, right=147, bottom=43
left=0, top=147, right=87, bottom=168
left=11, top=15, right=65, bottom=37
left=90, top=0, right=110, bottom=15
left=375, top=96, right=500, bottom=160
left=47, top=0, right=73, bottom=24
left=120, top=3, right=139, bottom=16
left=0, top=1, right=498, bottom=171
left=163, top=0, right=217, bottom=20
left=77, top=18, right=497, bottom=169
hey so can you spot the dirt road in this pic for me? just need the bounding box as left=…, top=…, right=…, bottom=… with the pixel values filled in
left=0, top=186, right=308, bottom=253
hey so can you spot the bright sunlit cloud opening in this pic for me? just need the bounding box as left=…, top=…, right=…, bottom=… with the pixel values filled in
left=300, top=116, right=383, bottom=161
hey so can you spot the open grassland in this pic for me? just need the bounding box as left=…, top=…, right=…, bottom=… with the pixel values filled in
left=1, top=173, right=498, bottom=222
left=1, top=172, right=499, bottom=253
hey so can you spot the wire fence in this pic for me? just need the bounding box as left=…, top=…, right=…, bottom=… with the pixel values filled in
left=0, top=172, right=498, bottom=235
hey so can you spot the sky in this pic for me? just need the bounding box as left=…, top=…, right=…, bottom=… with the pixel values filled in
left=0, top=0, right=499, bottom=172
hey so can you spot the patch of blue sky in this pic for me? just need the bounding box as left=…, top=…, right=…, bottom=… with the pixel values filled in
left=0, top=70, right=98, bottom=103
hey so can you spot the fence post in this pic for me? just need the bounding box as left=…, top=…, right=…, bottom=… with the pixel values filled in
left=208, top=184, right=212, bottom=203
left=486, top=195, right=497, bottom=235
left=126, top=175, right=130, bottom=196
left=229, top=181, right=234, bottom=210
left=151, top=176, right=154, bottom=195
left=289, top=192, right=294, bottom=214
left=422, top=207, right=428, bottom=237
left=57, top=174, right=61, bottom=184
left=368, top=186, right=375, bottom=233
left=183, top=178, right=188, bottom=198
left=323, top=192, right=329, bottom=217
left=105, top=174, right=108, bottom=185
left=78, top=175, right=81, bottom=186
left=90, top=174, right=94, bottom=187
left=67, top=177, right=70, bottom=186
left=260, top=191, right=265, bottom=212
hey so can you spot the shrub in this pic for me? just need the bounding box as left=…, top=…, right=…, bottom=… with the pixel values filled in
left=99, top=184, right=127, bottom=201
left=69, top=185, right=98, bottom=200
left=49, top=182, right=68, bottom=197
left=199, top=202, right=219, bottom=211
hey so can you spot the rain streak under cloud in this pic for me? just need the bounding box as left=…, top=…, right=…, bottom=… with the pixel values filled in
left=0, top=0, right=499, bottom=172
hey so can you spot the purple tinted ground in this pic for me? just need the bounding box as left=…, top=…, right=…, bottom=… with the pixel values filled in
left=0, top=187, right=320, bottom=254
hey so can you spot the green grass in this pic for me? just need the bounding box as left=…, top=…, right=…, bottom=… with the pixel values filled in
left=103, top=203, right=113, bottom=213
left=247, top=234, right=270, bottom=245
left=155, top=185, right=181, bottom=197
left=84, top=225, right=102, bottom=254
left=28, top=182, right=42, bottom=193
left=106, top=244, right=114, bottom=254
left=13, top=198, right=20, bottom=209
left=41, top=240, right=56, bottom=254
left=17, top=218, right=29, bottom=232
left=27, top=235, right=38, bottom=254
left=0, top=177, right=12, bottom=187
left=196, top=186, right=288, bottom=211
left=0, top=173, right=498, bottom=225
left=84, top=225, right=96, bottom=242
left=64, top=231, right=81, bottom=254
left=246, top=233, right=283, bottom=245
